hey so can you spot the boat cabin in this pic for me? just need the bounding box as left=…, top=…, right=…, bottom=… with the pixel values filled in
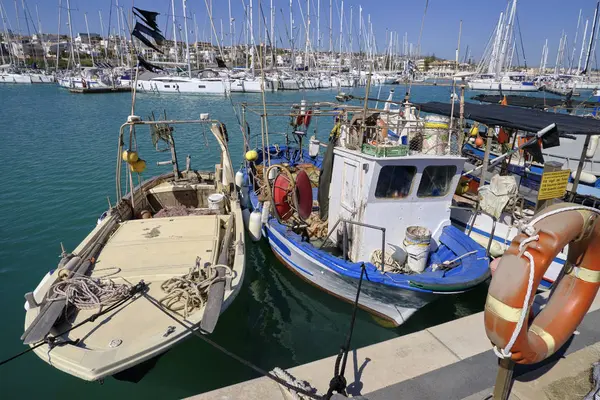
left=328, top=148, right=466, bottom=262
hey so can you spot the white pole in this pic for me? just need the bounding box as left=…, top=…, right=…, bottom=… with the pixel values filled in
left=578, top=19, right=589, bottom=73
left=194, top=13, right=199, bottom=69
left=317, top=0, right=320, bottom=52
left=328, top=0, right=332, bottom=54
left=182, top=0, right=191, bottom=77
left=339, top=0, right=343, bottom=73
left=290, top=0, right=294, bottom=69
left=270, top=0, right=274, bottom=66
left=171, top=0, right=179, bottom=64
left=56, top=0, right=61, bottom=70
left=35, top=4, right=48, bottom=70
left=99, top=10, right=108, bottom=59
left=84, top=12, right=94, bottom=66
left=305, top=0, right=309, bottom=68
left=66, top=0, right=75, bottom=67
left=228, top=0, right=233, bottom=63
left=569, top=9, right=582, bottom=72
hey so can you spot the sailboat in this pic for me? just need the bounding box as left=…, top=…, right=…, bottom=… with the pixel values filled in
left=468, top=0, right=537, bottom=92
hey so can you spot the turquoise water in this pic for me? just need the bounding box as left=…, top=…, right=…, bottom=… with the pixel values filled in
left=0, top=84, right=487, bottom=398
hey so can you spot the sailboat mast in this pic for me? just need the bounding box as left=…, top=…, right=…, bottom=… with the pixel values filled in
left=270, top=0, right=274, bottom=67
left=228, top=0, right=233, bottom=64
left=35, top=4, right=48, bottom=70
left=289, top=0, right=294, bottom=70
left=99, top=10, right=108, bottom=60
left=249, top=0, right=254, bottom=75
left=182, top=0, right=191, bottom=76
left=55, top=0, right=61, bottom=70
left=338, top=0, right=342, bottom=73
left=328, top=0, right=332, bottom=54
left=583, top=1, right=600, bottom=75
left=316, top=0, right=320, bottom=52
left=304, top=0, right=309, bottom=68
left=171, top=0, right=179, bottom=64
left=84, top=12, right=94, bottom=66
left=569, top=9, right=582, bottom=72
left=349, top=6, right=352, bottom=70
left=66, top=0, right=75, bottom=67
left=578, top=19, right=589, bottom=73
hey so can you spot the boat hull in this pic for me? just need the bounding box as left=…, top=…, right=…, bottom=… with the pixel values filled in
left=468, top=80, right=539, bottom=92
left=263, top=223, right=434, bottom=326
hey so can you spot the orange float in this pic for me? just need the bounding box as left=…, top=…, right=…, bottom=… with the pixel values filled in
left=484, top=203, right=600, bottom=364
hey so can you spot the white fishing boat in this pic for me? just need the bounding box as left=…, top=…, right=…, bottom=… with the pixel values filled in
left=21, top=113, right=245, bottom=381
left=238, top=100, right=490, bottom=327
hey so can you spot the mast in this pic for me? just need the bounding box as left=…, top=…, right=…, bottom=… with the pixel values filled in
left=289, top=0, right=294, bottom=70
left=338, top=0, right=342, bottom=73
left=569, top=9, right=582, bottom=72
left=583, top=1, right=600, bottom=75
left=317, top=0, right=320, bottom=52
left=249, top=0, right=254, bottom=75
left=84, top=12, right=94, bottom=66
left=304, top=0, right=309, bottom=68
left=171, top=0, right=178, bottom=64
left=328, top=0, right=331, bottom=54
left=497, top=0, right=516, bottom=76
left=99, top=10, right=108, bottom=59
left=55, top=0, right=61, bottom=70
left=66, top=0, right=75, bottom=67
left=228, top=0, right=233, bottom=65
left=115, top=0, right=123, bottom=66
left=13, top=0, right=21, bottom=38
left=578, top=19, right=589, bottom=73
left=487, top=12, right=504, bottom=74
left=35, top=4, right=48, bottom=70
left=349, top=6, right=352, bottom=70
left=193, top=13, right=199, bottom=69
left=270, top=0, right=274, bottom=67
left=182, top=0, right=191, bottom=76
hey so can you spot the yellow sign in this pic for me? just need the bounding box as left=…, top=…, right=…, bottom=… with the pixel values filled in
left=538, top=169, right=571, bottom=201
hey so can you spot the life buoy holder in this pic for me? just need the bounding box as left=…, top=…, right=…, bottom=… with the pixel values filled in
left=267, top=166, right=313, bottom=222
left=484, top=203, right=600, bottom=364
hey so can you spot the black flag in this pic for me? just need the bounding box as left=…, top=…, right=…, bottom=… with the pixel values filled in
left=133, top=7, right=160, bottom=31
left=137, top=55, right=163, bottom=72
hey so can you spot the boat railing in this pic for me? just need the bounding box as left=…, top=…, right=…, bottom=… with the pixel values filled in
left=320, top=218, right=386, bottom=272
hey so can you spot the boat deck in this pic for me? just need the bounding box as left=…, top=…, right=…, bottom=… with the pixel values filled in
left=27, top=214, right=228, bottom=380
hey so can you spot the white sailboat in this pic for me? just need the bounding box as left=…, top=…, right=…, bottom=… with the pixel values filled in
left=468, top=0, right=537, bottom=92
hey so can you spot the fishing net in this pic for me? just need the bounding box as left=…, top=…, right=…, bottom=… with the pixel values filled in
left=148, top=111, right=174, bottom=152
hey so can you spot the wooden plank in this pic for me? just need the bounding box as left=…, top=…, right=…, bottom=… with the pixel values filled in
left=200, top=215, right=234, bottom=333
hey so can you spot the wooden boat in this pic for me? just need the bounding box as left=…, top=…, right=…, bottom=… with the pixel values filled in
left=21, top=115, right=245, bottom=381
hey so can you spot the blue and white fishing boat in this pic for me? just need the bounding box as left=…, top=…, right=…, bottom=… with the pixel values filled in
left=237, top=101, right=490, bottom=326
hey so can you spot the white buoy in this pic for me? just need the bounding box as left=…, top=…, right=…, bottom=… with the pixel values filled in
left=235, top=170, right=244, bottom=188
left=573, top=170, right=598, bottom=185
left=249, top=210, right=262, bottom=242
left=242, top=208, right=251, bottom=228
left=587, top=135, right=599, bottom=158
left=261, top=201, right=271, bottom=223
left=239, top=185, right=250, bottom=209
left=309, top=136, right=320, bottom=157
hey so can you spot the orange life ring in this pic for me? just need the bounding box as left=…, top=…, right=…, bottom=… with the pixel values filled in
left=273, top=173, right=293, bottom=220
left=484, top=203, right=600, bottom=364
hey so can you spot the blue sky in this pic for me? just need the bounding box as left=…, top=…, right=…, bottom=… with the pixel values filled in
left=6, top=0, right=600, bottom=66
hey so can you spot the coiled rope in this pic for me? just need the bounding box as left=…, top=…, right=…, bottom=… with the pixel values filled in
left=47, top=275, right=132, bottom=311
left=159, top=257, right=232, bottom=318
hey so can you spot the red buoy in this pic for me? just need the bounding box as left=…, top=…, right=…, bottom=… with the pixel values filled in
left=294, top=170, right=313, bottom=219
left=273, top=174, right=293, bottom=220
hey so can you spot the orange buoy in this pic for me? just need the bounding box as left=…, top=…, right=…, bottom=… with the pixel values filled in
left=475, top=136, right=484, bottom=147
left=484, top=203, right=600, bottom=364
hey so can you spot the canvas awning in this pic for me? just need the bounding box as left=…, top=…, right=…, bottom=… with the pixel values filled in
left=416, top=101, right=600, bottom=137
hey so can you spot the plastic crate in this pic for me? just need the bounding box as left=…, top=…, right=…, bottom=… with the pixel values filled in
left=361, top=143, right=409, bottom=157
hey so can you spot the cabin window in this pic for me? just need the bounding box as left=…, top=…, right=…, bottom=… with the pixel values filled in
left=417, top=165, right=457, bottom=198
left=198, top=85, right=206, bottom=88
left=164, top=85, right=170, bottom=88
left=375, top=165, right=416, bottom=199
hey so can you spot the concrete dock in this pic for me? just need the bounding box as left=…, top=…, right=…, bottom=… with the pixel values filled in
left=192, top=294, right=600, bottom=399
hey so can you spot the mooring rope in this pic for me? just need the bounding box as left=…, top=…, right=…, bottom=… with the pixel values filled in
left=47, top=276, right=132, bottom=310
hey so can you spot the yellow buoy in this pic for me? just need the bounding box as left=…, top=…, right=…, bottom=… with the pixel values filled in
left=469, top=125, right=479, bottom=137
left=122, top=150, right=139, bottom=163
left=245, top=150, right=258, bottom=162
left=129, top=159, right=146, bottom=173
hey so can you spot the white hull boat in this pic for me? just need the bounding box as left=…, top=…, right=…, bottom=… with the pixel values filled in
left=22, top=116, right=245, bottom=381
